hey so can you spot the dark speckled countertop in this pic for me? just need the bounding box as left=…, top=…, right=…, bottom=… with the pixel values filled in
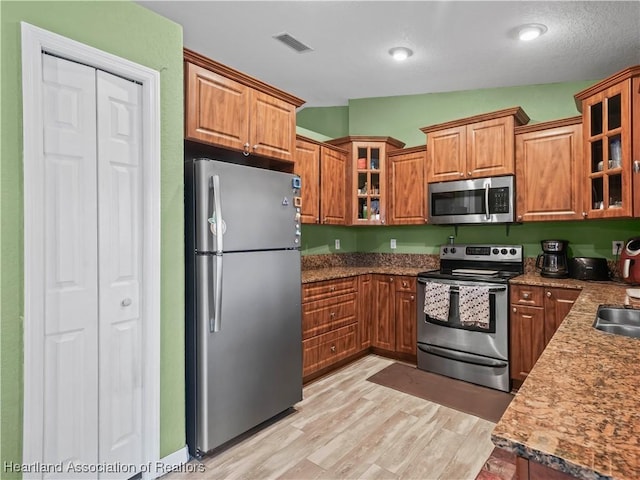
left=493, top=274, right=640, bottom=480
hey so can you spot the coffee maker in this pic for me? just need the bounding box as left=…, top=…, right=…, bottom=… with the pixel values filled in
left=536, top=240, right=569, bottom=278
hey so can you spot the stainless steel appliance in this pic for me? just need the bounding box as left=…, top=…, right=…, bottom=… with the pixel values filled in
left=535, top=239, right=569, bottom=278
left=185, top=158, right=303, bottom=458
left=427, top=175, right=515, bottom=225
left=417, top=244, right=524, bottom=392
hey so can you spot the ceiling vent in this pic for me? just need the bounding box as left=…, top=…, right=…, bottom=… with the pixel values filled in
left=273, top=32, right=313, bottom=53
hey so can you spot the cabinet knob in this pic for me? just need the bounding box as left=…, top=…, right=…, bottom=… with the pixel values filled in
left=330, top=311, right=335, bottom=318
left=402, top=281, right=408, bottom=288
left=582, top=211, right=588, bottom=218
left=467, top=171, right=472, bottom=177
left=243, top=142, right=250, bottom=157
left=459, top=172, right=464, bottom=177
left=330, top=345, right=336, bottom=353
left=323, top=217, right=327, bottom=223
left=633, top=160, right=640, bottom=173
left=410, top=295, right=415, bottom=300
left=253, top=144, right=258, bottom=150
left=517, top=215, right=523, bottom=221
left=512, top=307, right=517, bottom=313
left=329, top=286, right=335, bottom=291
left=389, top=277, right=394, bottom=282
left=523, top=292, right=530, bottom=299
left=546, top=291, right=552, bottom=298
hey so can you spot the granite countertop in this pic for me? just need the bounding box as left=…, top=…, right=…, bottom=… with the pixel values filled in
left=492, top=277, right=640, bottom=480
left=301, top=266, right=429, bottom=283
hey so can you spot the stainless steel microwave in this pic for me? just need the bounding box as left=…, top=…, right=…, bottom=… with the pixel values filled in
left=428, top=175, right=515, bottom=225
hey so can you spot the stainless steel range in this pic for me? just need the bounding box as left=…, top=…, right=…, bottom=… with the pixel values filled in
left=417, top=244, right=523, bottom=392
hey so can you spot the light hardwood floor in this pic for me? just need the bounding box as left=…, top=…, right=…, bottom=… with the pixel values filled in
left=164, top=355, right=495, bottom=480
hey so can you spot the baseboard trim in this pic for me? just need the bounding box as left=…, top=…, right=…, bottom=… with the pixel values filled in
left=144, top=446, right=190, bottom=480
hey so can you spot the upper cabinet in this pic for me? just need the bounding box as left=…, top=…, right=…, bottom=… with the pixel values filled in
left=574, top=65, right=640, bottom=218
left=326, top=136, right=405, bottom=225
left=421, top=107, right=530, bottom=183
left=387, top=145, right=428, bottom=225
left=294, top=136, right=349, bottom=225
left=184, top=48, right=305, bottom=163
left=515, top=117, right=583, bottom=222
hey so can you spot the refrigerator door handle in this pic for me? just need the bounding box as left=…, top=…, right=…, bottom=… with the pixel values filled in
left=210, top=174, right=224, bottom=332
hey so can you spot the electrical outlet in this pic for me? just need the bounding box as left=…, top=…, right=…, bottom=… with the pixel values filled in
left=612, top=240, right=624, bottom=255
left=390, top=239, right=397, bottom=249
left=335, top=239, right=341, bottom=250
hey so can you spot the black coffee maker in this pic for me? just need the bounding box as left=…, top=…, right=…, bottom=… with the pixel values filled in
left=536, top=240, right=569, bottom=278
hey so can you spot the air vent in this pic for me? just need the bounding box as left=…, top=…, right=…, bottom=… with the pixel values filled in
left=273, top=32, right=313, bottom=53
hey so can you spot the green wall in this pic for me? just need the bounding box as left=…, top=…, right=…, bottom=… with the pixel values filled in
left=1, top=1, right=185, bottom=474
left=297, top=105, right=350, bottom=139
left=299, top=79, right=640, bottom=258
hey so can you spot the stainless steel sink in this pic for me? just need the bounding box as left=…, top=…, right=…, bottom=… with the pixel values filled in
left=593, top=305, right=640, bottom=339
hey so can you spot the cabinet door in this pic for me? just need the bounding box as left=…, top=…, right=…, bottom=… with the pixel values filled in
left=320, top=146, right=348, bottom=224
left=515, top=123, right=583, bottom=221
left=582, top=80, right=632, bottom=218
left=543, top=288, right=580, bottom=344
left=467, top=116, right=515, bottom=177
left=395, top=291, right=417, bottom=356
left=358, top=275, right=373, bottom=350
left=250, top=90, right=297, bottom=162
left=185, top=62, right=249, bottom=151
left=510, top=305, right=545, bottom=382
left=372, top=275, right=395, bottom=351
left=426, top=126, right=466, bottom=182
left=294, top=138, right=320, bottom=224
left=388, top=148, right=426, bottom=225
left=352, top=142, right=386, bottom=225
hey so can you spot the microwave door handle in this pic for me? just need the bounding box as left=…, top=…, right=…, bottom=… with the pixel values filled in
left=484, top=183, right=490, bottom=220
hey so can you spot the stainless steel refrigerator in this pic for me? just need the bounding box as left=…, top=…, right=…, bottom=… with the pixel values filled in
left=184, top=158, right=303, bottom=458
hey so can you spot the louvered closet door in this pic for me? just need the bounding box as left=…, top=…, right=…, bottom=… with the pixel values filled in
left=40, top=54, right=143, bottom=479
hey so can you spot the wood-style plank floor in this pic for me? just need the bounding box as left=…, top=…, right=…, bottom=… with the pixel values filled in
left=164, top=355, right=496, bottom=480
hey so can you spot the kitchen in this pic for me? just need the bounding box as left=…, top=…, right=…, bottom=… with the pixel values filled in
left=2, top=1, right=640, bottom=480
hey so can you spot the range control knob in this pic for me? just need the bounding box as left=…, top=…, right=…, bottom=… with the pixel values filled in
left=500, top=248, right=508, bottom=255
left=450, top=247, right=457, bottom=254
left=443, top=247, right=448, bottom=254
left=492, top=248, right=499, bottom=255
left=509, top=248, right=517, bottom=255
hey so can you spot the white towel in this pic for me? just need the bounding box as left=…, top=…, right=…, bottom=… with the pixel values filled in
left=424, top=282, right=451, bottom=321
left=458, top=286, right=490, bottom=329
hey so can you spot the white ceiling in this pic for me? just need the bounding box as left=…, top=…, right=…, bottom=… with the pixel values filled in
left=138, top=1, right=640, bottom=108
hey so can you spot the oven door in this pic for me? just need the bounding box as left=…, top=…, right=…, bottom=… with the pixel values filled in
left=417, top=277, right=508, bottom=361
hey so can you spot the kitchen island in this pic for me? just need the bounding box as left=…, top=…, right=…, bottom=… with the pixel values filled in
left=493, top=275, right=640, bottom=480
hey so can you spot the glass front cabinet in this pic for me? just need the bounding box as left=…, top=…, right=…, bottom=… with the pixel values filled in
left=575, top=66, right=640, bottom=218
left=326, top=136, right=405, bottom=225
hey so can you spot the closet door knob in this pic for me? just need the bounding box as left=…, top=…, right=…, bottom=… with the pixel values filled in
left=121, top=298, right=132, bottom=307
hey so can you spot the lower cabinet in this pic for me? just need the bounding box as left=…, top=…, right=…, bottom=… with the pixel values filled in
left=302, top=277, right=359, bottom=381
left=371, top=275, right=417, bottom=361
left=510, top=284, right=580, bottom=383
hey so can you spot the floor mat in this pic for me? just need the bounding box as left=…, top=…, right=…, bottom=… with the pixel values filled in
left=366, top=362, right=513, bottom=423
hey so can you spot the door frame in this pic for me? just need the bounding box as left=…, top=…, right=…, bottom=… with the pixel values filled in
left=21, top=22, right=161, bottom=477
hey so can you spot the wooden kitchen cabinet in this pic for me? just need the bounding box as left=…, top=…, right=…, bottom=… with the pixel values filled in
left=574, top=65, right=640, bottom=218
left=371, top=275, right=417, bottom=361
left=358, top=275, right=373, bottom=349
left=421, top=107, right=530, bottom=183
left=326, top=136, right=405, bottom=225
left=184, top=48, right=304, bottom=163
left=509, top=284, right=580, bottom=383
left=302, top=277, right=359, bottom=381
left=294, top=136, right=349, bottom=225
left=387, top=145, right=428, bottom=225
left=515, top=117, right=584, bottom=222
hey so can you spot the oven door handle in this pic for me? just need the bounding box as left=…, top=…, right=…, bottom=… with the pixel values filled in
left=417, top=279, right=506, bottom=293
left=418, top=344, right=508, bottom=368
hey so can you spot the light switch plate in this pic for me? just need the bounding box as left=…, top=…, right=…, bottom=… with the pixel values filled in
left=390, top=239, right=397, bottom=249
left=613, top=240, right=624, bottom=255
left=335, top=239, right=341, bottom=250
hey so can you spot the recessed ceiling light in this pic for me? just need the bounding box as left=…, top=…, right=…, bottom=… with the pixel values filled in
left=389, top=47, right=413, bottom=61
left=518, top=24, right=548, bottom=41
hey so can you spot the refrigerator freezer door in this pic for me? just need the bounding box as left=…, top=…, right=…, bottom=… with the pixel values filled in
left=191, top=159, right=300, bottom=253
left=193, top=249, right=302, bottom=455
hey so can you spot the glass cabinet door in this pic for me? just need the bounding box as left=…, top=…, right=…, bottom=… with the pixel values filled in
left=355, top=144, right=383, bottom=223
left=583, top=80, right=632, bottom=217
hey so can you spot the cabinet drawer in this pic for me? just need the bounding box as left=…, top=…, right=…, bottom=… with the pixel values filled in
left=302, top=277, right=357, bottom=302
left=302, top=324, right=358, bottom=377
left=396, top=276, right=416, bottom=292
left=302, top=293, right=357, bottom=339
left=510, top=284, right=543, bottom=307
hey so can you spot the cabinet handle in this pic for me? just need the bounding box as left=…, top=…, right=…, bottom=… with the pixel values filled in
left=523, top=292, right=530, bottom=299
left=330, top=345, right=336, bottom=353
left=512, top=307, right=517, bottom=313
left=633, top=160, right=640, bottom=173
left=546, top=291, right=552, bottom=298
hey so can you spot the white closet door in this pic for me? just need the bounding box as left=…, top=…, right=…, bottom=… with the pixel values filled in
left=96, top=70, right=144, bottom=475
left=41, top=54, right=99, bottom=474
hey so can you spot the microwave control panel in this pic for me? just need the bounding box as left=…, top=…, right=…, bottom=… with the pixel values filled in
left=489, top=187, right=510, bottom=213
